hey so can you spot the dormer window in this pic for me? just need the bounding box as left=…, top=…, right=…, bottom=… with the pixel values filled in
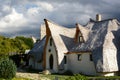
left=50, top=38, right=52, bottom=46
left=79, top=36, right=84, bottom=43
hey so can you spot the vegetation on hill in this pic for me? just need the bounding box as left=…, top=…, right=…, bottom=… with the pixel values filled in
left=0, top=35, right=33, bottom=55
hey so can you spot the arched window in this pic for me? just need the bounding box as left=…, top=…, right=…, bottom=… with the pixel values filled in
left=64, top=56, right=67, bottom=64
left=49, top=54, right=53, bottom=69
left=50, top=38, right=52, bottom=46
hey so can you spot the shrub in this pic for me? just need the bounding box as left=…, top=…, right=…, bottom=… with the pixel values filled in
left=65, top=74, right=88, bottom=80
left=0, top=57, right=17, bottom=79
left=63, top=70, right=73, bottom=75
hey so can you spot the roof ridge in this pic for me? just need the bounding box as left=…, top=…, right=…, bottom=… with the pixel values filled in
left=77, top=23, right=90, bottom=30
left=76, top=23, right=90, bottom=41
left=44, top=19, right=69, bottom=52
left=44, top=19, right=74, bottom=30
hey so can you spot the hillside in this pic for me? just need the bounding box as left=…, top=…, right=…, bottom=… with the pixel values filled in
left=0, top=35, right=33, bottom=55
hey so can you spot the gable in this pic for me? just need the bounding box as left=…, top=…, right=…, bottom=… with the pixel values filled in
left=44, top=19, right=76, bottom=53
left=75, top=23, right=90, bottom=43
left=46, top=36, right=56, bottom=53
left=44, top=19, right=76, bottom=67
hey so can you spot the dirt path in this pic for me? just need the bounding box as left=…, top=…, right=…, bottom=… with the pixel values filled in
left=16, top=72, right=50, bottom=80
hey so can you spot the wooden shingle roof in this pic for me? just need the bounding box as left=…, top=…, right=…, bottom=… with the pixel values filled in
left=28, top=36, right=46, bottom=61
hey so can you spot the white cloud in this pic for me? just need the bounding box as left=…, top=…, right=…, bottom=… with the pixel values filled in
left=27, top=7, right=39, bottom=18
left=25, top=2, right=54, bottom=23
left=37, top=2, right=54, bottom=12
left=0, top=8, right=27, bottom=32
left=2, top=5, right=11, bottom=12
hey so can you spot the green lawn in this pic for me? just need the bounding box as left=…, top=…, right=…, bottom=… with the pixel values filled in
left=0, top=77, right=31, bottom=80
left=39, top=74, right=71, bottom=80
left=24, top=75, right=120, bottom=80
left=88, top=76, right=120, bottom=80
left=38, top=74, right=120, bottom=80
left=12, top=77, right=31, bottom=80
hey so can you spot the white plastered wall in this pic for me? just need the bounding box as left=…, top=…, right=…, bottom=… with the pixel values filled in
left=46, top=37, right=58, bottom=73
left=67, top=53, right=97, bottom=75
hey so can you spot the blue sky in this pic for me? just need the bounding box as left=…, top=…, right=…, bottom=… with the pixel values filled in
left=0, top=0, right=120, bottom=38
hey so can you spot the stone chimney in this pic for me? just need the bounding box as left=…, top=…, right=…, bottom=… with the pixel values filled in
left=96, top=14, right=101, bottom=21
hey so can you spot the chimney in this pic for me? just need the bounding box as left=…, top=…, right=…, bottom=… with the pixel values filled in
left=96, top=14, right=101, bottom=21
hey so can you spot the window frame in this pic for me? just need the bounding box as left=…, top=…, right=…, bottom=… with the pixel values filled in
left=64, top=56, right=67, bottom=64
left=78, top=54, right=82, bottom=61
left=50, top=38, right=52, bottom=46
left=90, top=54, right=93, bottom=61
left=79, top=36, right=84, bottom=43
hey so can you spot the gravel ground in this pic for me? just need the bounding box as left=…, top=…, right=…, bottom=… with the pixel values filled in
left=16, top=72, right=50, bottom=80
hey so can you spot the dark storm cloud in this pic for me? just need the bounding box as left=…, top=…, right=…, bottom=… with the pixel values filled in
left=0, top=0, right=12, bottom=17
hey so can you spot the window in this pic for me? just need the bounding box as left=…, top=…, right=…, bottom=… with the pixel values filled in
left=64, top=56, right=67, bottom=64
left=79, top=36, right=84, bottom=43
left=50, top=38, right=52, bottom=46
left=48, top=49, right=51, bottom=52
left=90, top=54, right=93, bottom=61
left=78, top=54, right=82, bottom=61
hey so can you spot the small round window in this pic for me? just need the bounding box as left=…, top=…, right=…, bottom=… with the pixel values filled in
left=49, top=49, right=51, bottom=52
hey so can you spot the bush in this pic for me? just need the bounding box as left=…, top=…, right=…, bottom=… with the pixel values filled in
left=0, top=57, right=17, bottom=79
left=63, top=70, right=73, bottom=75
left=65, top=74, right=88, bottom=80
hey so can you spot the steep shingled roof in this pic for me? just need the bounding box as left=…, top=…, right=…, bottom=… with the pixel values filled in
left=77, top=23, right=90, bottom=41
left=44, top=19, right=76, bottom=53
left=28, top=36, right=46, bottom=62
left=44, top=19, right=76, bottom=67
left=70, top=19, right=120, bottom=72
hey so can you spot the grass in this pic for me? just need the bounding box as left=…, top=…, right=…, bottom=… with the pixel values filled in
left=13, top=77, right=31, bottom=80
left=38, top=74, right=120, bottom=80
left=0, top=77, right=31, bottom=80
left=88, top=76, right=120, bottom=79
left=38, top=73, right=71, bottom=80
left=18, top=75, right=120, bottom=80
left=17, top=68, right=120, bottom=80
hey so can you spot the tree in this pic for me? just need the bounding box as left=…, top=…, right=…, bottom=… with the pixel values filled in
left=0, top=35, right=34, bottom=55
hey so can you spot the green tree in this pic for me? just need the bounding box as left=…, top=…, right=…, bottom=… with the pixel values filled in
left=0, top=35, right=34, bottom=55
